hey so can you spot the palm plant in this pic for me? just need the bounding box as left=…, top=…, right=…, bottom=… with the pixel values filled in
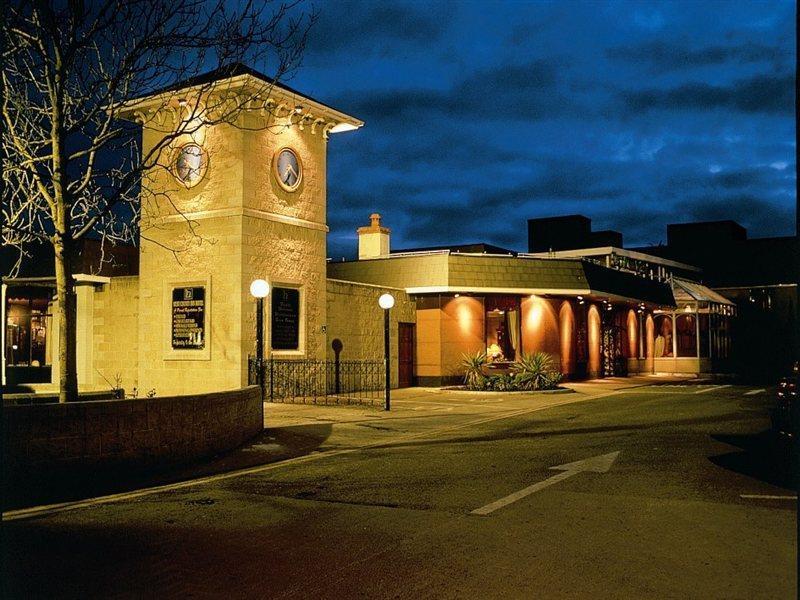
left=460, top=352, right=488, bottom=389
left=512, top=352, right=562, bottom=390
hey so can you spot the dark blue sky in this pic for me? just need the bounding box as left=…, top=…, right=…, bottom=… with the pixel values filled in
left=287, top=0, right=795, bottom=258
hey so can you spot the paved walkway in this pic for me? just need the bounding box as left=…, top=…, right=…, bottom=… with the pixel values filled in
left=263, top=375, right=695, bottom=427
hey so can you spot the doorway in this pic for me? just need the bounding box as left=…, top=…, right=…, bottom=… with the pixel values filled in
left=398, top=322, right=415, bottom=388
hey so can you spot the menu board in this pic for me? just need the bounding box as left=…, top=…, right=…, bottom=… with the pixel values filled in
left=271, top=287, right=300, bottom=350
left=171, top=286, right=205, bottom=349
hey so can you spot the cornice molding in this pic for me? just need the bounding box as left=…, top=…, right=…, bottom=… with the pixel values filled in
left=158, top=207, right=328, bottom=232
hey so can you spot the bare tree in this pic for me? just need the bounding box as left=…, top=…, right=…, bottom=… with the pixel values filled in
left=1, top=0, right=314, bottom=402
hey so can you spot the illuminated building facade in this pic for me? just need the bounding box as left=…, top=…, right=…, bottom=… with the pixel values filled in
left=2, top=68, right=794, bottom=394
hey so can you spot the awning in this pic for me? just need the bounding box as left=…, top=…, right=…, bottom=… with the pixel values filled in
left=672, top=278, right=735, bottom=306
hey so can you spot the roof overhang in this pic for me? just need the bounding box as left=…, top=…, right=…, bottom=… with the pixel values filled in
left=523, top=247, right=701, bottom=273
left=2, top=274, right=111, bottom=287
left=117, top=72, right=363, bottom=136
left=404, top=286, right=666, bottom=307
left=672, top=278, right=735, bottom=305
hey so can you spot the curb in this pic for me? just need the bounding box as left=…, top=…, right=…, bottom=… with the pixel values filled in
left=438, top=386, right=575, bottom=395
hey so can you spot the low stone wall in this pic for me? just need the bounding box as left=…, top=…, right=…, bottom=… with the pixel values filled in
left=3, top=386, right=263, bottom=475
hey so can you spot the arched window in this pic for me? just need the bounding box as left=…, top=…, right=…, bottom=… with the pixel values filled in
left=653, top=315, right=673, bottom=357
left=675, top=314, right=697, bottom=357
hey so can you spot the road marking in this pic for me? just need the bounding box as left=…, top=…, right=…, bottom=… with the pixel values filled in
left=740, top=494, right=797, bottom=500
left=744, top=389, right=766, bottom=396
left=471, top=451, right=620, bottom=516
left=694, top=384, right=731, bottom=394
left=3, top=389, right=625, bottom=522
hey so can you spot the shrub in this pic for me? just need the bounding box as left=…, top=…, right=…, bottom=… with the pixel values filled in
left=487, top=374, right=515, bottom=391
left=461, top=351, right=488, bottom=389
left=512, top=352, right=563, bottom=391
left=460, top=351, right=563, bottom=392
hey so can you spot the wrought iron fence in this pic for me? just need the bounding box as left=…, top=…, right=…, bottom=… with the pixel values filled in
left=248, top=357, right=386, bottom=406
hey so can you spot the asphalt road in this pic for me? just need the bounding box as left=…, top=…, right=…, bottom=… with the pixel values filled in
left=2, top=381, right=797, bottom=599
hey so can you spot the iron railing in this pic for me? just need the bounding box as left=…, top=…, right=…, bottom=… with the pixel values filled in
left=248, top=357, right=385, bottom=406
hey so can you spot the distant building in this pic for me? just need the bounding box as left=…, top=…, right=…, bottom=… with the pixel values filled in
left=526, top=215, right=798, bottom=381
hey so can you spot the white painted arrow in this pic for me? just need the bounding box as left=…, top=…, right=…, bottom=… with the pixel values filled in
left=470, top=451, right=621, bottom=516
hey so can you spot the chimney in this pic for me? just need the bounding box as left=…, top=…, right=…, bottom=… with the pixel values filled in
left=357, top=213, right=391, bottom=259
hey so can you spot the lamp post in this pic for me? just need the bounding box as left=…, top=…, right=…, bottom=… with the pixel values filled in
left=378, top=293, right=395, bottom=411
left=250, top=279, right=270, bottom=398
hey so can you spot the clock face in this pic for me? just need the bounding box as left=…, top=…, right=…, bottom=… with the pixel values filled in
left=173, top=143, right=207, bottom=187
left=275, top=148, right=302, bottom=191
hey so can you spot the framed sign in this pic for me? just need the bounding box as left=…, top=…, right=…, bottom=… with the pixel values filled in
left=271, top=287, right=300, bottom=350
left=171, top=286, right=206, bottom=349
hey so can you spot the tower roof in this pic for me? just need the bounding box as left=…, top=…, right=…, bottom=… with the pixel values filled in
left=118, top=62, right=363, bottom=132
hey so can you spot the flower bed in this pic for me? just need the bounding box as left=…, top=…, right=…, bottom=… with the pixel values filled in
left=461, top=351, right=563, bottom=392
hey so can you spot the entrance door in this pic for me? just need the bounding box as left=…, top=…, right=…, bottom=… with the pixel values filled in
left=398, top=323, right=415, bottom=388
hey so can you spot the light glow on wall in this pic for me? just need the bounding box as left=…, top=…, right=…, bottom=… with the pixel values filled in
left=526, top=300, right=544, bottom=331
left=455, top=296, right=476, bottom=335
left=627, top=309, right=638, bottom=358
left=559, top=301, right=575, bottom=375
left=522, top=295, right=558, bottom=357
left=588, top=304, right=601, bottom=376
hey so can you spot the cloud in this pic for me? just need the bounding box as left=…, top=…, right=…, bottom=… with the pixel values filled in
left=331, top=58, right=579, bottom=127
left=311, top=1, right=795, bottom=259
left=606, top=40, right=785, bottom=72
left=305, top=1, right=445, bottom=56
left=620, top=74, right=795, bottom=114
left=675, top=195, right=794, bottom=238
left=664, top=164, right=794, bottom=195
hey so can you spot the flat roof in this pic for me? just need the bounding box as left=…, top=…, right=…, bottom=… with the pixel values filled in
left=327, top=251, right=675, bottom=307
left=523, top=246, right=701, bottom=272
left=392, top=242, right=516, bottom=256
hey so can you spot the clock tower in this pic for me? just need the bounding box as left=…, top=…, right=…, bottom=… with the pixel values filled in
left=119, top=65, right=362, bottom=395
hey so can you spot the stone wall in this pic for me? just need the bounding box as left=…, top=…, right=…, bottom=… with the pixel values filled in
left=93, top=276, right=139, bottom=392
left=241, top=216, right=328, bottom=368
left=3, top=386, right=262, bottom=476
left=135, top=99, right=330, bottom=395
left=241, top=113, right=330, bottom=367
left=325, top=279, right=415, bottom=388
left=137, top=215, right=244, bottom=395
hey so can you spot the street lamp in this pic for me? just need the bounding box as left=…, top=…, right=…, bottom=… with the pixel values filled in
left=250, top=279, right=270, bottom=397
left=378, top=293, right=395, bottom=411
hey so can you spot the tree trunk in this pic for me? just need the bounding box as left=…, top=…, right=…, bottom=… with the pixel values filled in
left=54, top=239, right=78, bottom=403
